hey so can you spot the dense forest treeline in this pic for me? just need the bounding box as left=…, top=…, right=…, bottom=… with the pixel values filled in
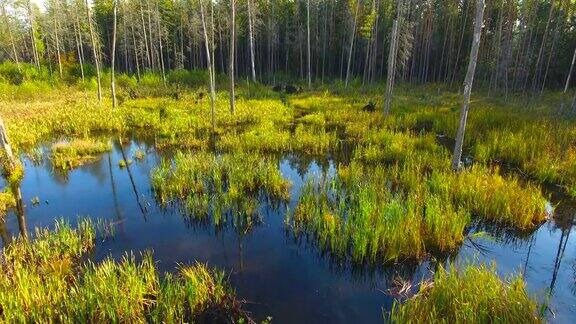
left=0, top=0, right=575, bottom=92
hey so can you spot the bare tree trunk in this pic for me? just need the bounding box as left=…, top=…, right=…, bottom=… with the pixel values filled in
left=306, top=0, right=312, bottom=89
left=384, top=20, right=398, bottom=116
left=27, top=0, right=40, bottom=68
left=344, top=0, right=360, bottom=88
left=2, top=5, right=20, bottom=70
left=0, top=117, right=16, bottom=172
left=564, top=47, right=576, bottom=93
left=247, top=0, right=256, bottom=82
left=156, top=2, right=166, bottom=84
left=229, top=0, right=236, bottom=114
left=532, top=0, right=555, bottom=92
left=452, top=0, right=485, bottom=171
left=86, top=0, right=102, bottom=102
left=140, top=3, right=151, bottom=69
left=111, top=0, right=118, bottom=108
left=200, top=0, right=216, bottom=132
left=53, top=14, right=63, bottom=78
left=130, top=21, right=141, bottom=80
left=73, top=13, right=85, bottom=81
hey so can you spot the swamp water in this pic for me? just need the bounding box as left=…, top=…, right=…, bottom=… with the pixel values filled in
left=1, top=138, right=575, bottom=323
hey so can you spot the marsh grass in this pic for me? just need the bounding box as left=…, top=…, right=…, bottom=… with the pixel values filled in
left=151, top=151, right=291, bottom=229
left=0, top=220, right=247, bottom=323
left=287, top=152, right=547, bottom=263
left=286, top=164, right=470, bottom=262
left=51, top=139, right=112, bottom=170
left=389, top=264, right=542, bottom=323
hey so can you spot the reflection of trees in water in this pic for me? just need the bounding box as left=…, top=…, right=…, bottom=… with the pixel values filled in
left=1, top=182, right=28, bottom=247
left=117, top=138, right=148, bottom=221
left=285, top=153, right=332, bottom=180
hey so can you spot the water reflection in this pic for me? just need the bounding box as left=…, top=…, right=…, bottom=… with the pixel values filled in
left=1, top=139, right=575, bottom=322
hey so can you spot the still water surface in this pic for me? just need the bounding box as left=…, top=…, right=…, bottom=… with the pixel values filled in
left=1, top=139, right=575, bottom=323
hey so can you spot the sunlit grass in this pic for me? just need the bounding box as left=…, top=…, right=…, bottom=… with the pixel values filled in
left=0, top=219, right=245, bottom=322
left=389, top=264, right=542, bottom=323
left=151, top=151, right=291, bottom=229
left=51, top=139, right=112, bottom=170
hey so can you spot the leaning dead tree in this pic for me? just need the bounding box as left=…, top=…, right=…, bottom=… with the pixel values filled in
left=451, top=0, right=485, bottom=171
left=0, top=116, right=16, bottom=172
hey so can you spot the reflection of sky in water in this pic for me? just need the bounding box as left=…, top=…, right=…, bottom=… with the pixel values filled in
left=1, top=140, right=575, bottom=323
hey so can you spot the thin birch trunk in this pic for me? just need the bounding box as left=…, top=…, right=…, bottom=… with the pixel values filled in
left=53, top=13, right=63, bottom=78
left=564, top=47, right=576, bottom=93
left=306, top=0, right=312, bottom=89
left=111, top=0, right=118, bottom=108
left=156, top=2, right=166, bottom=83
left=2, top=5, right=20, bottom=70
left=345, top=0, right=360, bottom=88
left=247, top=0, right=256, bottom=82
left=86, top=0, right=102, bottom=102
left=384, top=20, right=398, bottom=116
left=229, top=0, right=236, bottom=114
left=28, top=0, right=40, bottom=68
left=200, top=0, right=216, bottom=132
left=451, top=0, right=485, bottom=171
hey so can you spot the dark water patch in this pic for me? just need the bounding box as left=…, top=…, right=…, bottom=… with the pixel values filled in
left=1, top=139, right=575, bottom=323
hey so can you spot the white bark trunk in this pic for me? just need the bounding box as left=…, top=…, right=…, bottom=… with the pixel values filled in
left=86, top=0, right=102, bottom=102
left=564, top=47, right=576, bottom=93
left=452, top=0, right=485, bottom=171
left=111, top=0, right=118, bottom=108
left=307, top=0, right=312, bottom=89
left=384, top=20, right=399, bottom=116
left=0, top=117, right=16, bottom=172
left=200, top=1, right=216, bottom=132
left=247, top=0, right=256, bottom=82
left=229, top=0, right=236, bottom=114
left=344, top=1, right=360, bottom=88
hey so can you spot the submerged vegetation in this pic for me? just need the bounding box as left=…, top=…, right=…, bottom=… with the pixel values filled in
left=0, top=220, right=245, bottom=322
left=389, top=264, right=542, bottom=323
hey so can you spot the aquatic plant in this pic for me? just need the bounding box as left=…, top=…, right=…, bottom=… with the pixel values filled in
left=51, top=139, right=112, bottom=170
left=118, top=159, right=132, bottom=168
left=287, top=164, right=470, bottom=263
left=151, top=151, right=290, bottom=228
left=0, top=189, right=15, bottom=216
left=0, top=220, right=247, bottom=322
left=389, top=264, right=542, bottom=323
left=288, top=153, right=548, bottom=264
left=133, top=149, right=146, bottom=160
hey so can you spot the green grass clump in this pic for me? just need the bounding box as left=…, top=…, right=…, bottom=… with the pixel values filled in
left=0, top=189, right=16, bottom=216
left=288, top=152, right=548, bottom=263
left=0, top=219, right=246, bottom=322
left=428, top=166, right=548, bottom=230
left=51, top=139, right=112, bottom=170
left=133, top=149, right=146, bottom=160
left=151, top=151, right=291, bottom=227
left=287, top=164, right=470, bottom=262
left=389, top=264, right=542, bottom=323
left=118, top=159, right=132, bottom=168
